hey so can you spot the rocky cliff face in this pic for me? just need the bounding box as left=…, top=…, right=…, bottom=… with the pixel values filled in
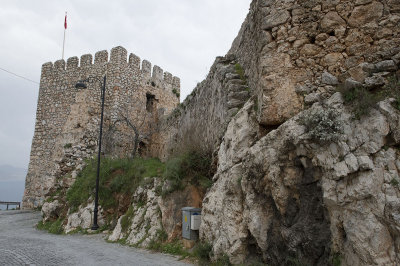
left=197, top=0, right=400, bottom=265
left=201, top=94, right=400, bottom=265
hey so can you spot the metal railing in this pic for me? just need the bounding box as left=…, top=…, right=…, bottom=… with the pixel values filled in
left=0, top=201, right=21, bottom=210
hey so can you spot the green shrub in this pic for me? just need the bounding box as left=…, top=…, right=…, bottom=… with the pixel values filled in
left=234, top=63, right=246, bottom=82
left=193, top=241, right=213, bottom=261
left=162, top=150, right=212, bottom=196
left=340, top=86, right=378, bottom=119
left=172, top=88, right=180, bottom=98
left=64, top=143, right=72, bottom=149
left=212, top=254, right=232, bottom=266
left=161, top=239, right=187, bottom=256
left=157, top=229, right=168, bottom=242
left=147, top=229, right=169, bottom=251
left=37, top=218, right=64, bottom=235
left=391, top=178, right=399, bottom=187
left=300, top=107, right=343, bottom=143
left=394, top=96, right=400, bottom=111
left=147, top=238, right=162, bottom=251
left=386, top=75, right=400, bottom=111
left=120, top=205, right=134, bottom=233
left=340, top=75, right=400, bottom=118
left=331, top=253, right=342, bottom=266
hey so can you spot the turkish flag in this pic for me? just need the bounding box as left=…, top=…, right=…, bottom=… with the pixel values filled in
left=64, top=13, right=67, bottom=29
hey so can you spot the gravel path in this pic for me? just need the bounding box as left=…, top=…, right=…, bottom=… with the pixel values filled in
left=0, top=210, right=191, bottom=266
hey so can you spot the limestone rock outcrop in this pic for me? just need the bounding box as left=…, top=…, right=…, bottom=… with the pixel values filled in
left=201, top=93, right=400, bottom=265
left=64, top=202, right=105, bottom=233
left=108, top=178, right=204, bottom=246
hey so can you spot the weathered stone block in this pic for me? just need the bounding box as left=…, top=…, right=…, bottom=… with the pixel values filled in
left=320, top=11, right=346, bottom=32
left=262, top=10, right=290, bottom=30
left=348, top=1, right=384, bottom=27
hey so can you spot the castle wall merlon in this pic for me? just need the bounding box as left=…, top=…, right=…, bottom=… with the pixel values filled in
left=66, top=57, right=79, bottom=70
left=94, top=50, right=108, bottom=65
left=142, top=60, right=152, bottom=76
left=54, top=60, right=66, bottom=71
left=152, top=65, right=163, bottom=80
left=164, top=72, right=173, bottom=84
left=80, top=54, right=93, bottom=67
left=172, top=76, right=180, bottom=89
left=110, top=46, right=128, bottom=64
left=41, top=62, right=53, bottom=75
left=129, top=53, right=141, bottom=69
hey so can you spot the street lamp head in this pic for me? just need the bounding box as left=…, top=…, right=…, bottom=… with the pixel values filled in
left=75, top=82, right=87, bottom=89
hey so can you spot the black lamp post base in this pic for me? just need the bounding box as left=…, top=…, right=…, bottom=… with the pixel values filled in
left=91, top=224, right=99, bottom=230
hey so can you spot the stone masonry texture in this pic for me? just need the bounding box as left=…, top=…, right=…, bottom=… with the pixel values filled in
left=229, top=0, right=400, bottom=126
left=23, top=46, right=180, bottom=208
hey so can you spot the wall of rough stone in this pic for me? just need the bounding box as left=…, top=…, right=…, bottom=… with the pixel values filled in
left=23, top=46, right=180, bottom=208
left=229, top=0, right=400, bottom=126
left=155, top=55, right=251, bottom=160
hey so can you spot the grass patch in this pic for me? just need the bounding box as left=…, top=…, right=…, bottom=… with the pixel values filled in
left=64, top=152, right=212, bottom=234
left=37, top=218, right=64, bottom=235
left=161, top=239, right=190, bottom=256
left=120, top=205, right=134, bottom=233
left=339, top=74, right=400, bottom=119
left=212, top=254, right=232, bottom=266
left=330, top=253, right=342, bottom=266
left=66, top=157, right=165, bottom=213
left=391, top=178, right=399, bottom=187
left=67, top=226, right=87, bottom=235
left=340, top=85, right=379, bottom=119
left=193, top=241, right=213, bottom=262
left=45, top=196, right=55, bottom=203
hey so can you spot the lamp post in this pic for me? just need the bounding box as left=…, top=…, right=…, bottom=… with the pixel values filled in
left=75, top=75, right=106, bottom=230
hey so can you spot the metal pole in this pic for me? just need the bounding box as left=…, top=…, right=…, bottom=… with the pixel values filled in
left=92, top=75, right=106, bottom=230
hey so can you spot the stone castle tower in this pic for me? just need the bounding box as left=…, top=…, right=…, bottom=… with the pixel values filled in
left=23, top=46, right=180, bottom=208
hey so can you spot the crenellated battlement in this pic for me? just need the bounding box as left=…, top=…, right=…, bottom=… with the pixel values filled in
left=25, top=45, right=181, bottom=209
left=40, top=46, right=180, bottom=89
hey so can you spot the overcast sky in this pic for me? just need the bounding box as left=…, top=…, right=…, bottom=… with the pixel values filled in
left=0, top=0, right=251, bottom=170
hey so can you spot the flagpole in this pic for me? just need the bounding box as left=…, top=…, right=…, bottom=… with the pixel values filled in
left=62, top=12, right=67, bottom=60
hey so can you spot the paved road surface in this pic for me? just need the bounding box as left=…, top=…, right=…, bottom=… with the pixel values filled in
left=0, top=210, right=190, bottom=266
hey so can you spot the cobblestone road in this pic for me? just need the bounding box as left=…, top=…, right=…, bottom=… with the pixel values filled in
left=0, top=211, right=190, bottom=266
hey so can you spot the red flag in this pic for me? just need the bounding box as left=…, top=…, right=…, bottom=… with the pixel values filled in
left=64, top=13, right=67, bottom=29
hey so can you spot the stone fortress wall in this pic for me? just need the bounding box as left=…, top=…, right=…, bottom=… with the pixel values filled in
left=23, top=46, right=180, bottom=208
left=230, top=0, right=400, bottom=127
